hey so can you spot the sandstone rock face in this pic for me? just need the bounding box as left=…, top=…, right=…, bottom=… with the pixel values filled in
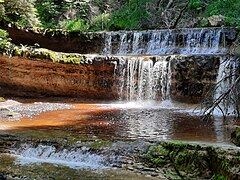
left=1, top=26, right=238, bottom=102
left=170, top=55, right=220, bottom=103
left=0, top=53, right=223, bottom=103
left=0, top=55, right=118, bottom=100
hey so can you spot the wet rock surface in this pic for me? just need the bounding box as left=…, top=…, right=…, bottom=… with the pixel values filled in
left=4, top=26, right=237, bottom=55
left=0, top=132, right=165, bottom=179
left=1, top=130, right=240, bottom=180
left=171, top=55, right=220, bottom=103
left=0, top=53, right=232, bottom=103
left=0, top=99, right=239, bottom=179
left=0, top=100, right=72, bottom=120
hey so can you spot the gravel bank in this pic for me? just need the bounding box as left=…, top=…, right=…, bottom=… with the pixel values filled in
left=0, top=100, right=72, bottom=120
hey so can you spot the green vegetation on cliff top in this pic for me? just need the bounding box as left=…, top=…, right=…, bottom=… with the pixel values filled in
left=0, top=0, right=240, bottom=31
left=0, top=29, right=90, bottom=64
left=13, top=45, right=91, bottom=64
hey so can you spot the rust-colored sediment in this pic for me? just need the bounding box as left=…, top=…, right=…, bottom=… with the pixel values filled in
left=0, top=103, right=118, bottom=130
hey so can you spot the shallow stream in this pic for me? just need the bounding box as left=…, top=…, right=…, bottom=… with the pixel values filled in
left=0, top=99, right=238, bottom=179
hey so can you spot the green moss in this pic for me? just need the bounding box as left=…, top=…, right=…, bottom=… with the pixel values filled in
left=212, top=174, right=228, bottom=180
left=11, top=45, right=90, bottom=65
left=144, top=142, right=240, bottom=179
left=88, top=140, right=112, bottom=149
left=0, top=97, right=5, bottom=102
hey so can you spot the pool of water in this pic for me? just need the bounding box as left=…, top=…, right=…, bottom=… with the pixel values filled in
left=0, top=100, right=236, bottom=145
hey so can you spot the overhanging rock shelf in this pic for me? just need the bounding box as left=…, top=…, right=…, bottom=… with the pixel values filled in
left=0, top=27, right=238, bottom=103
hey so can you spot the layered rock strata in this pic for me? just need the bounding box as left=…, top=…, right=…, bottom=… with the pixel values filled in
left=0, top=46, right=223, bottom=102
left=0, top=54, right=118, bottom=100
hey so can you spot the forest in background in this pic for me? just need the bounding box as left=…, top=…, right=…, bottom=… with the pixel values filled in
left=0, top=0, right=239, bottom=31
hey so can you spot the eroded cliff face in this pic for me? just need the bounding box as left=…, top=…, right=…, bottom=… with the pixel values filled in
left=0, top=55, right=118, bottom=100
left=0, top=27, right=238, bottom=102
left=170, top=55, right=220, bottom=103
left=0, top=52, right=222, bottom=103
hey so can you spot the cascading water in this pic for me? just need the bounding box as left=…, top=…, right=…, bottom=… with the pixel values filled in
left=118, top=56, right=172, bottom=102
left=106, top=27, right=238, bottom=108
left=104, top=28, right=227, bottom=55
left=11, top=144, right=113, bottom=169
left=214, top=56, right=239, bottom=116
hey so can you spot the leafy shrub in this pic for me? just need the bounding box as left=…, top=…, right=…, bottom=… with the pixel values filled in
left=0, top=0, right=40, bottom=26
left=206, top=0, right=240, bottom=27
left=108, top=0, right=150, bottom=30
left=35, top=0, right=59, bottom=28
left=64, top=19, right=89, bottom=31
left=189, top=0, right=204, bottom=10
left=90, top=13, right=110, bottom=31
left=0, top=28, right=11, bottom=52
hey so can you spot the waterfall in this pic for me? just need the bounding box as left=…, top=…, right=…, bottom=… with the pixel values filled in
left=214, top=56, right=239, bottom=116
left=118, top=56, right=172, bottom=102
left=103, top=32, right=112, bottom=55
left=11, top=144, right=112, bottom=169
left=105, top=28, right=237, bottom=106
left=104, top=28, right=227, bottom=55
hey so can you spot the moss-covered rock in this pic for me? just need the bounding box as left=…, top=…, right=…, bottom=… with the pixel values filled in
left=143, top=142, right=240, bottom=180
left=11, top=45, right=91, bottom=64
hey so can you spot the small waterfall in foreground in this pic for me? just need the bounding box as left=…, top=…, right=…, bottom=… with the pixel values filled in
left=11, top=144, right=113, bottom=169
left=214, top=56, right=239, bottom=116
left=118, top=56, right=172, bottom=102
left=104, top=28, right=227, bottom=55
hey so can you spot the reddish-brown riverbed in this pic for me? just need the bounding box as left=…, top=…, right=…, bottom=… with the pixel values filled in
left=0, top=99, right=237, bottom=144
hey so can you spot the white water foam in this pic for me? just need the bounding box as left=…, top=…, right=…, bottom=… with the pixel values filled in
left=108, top=100, right=199, bottom=112
left=104, top=28, right=227, bottom=55
left=11, top=144, right=111, bottom=170
left=213, top=57, right=238, bottom=116
left=118, top=56, right=172, bottom=102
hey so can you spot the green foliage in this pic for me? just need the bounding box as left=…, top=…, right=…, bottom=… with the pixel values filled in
left=35, top=0, right=91, bottom=29
left=64, top=19, right=89, bottom=31
left=1, top=0, right=239, bottom=30
left=35, top=0, right=60, bottom=28
left=189, top=0, right=204, bottom=10
left=206, top=0, right=240, bottom=27
left=108, top=0, right=151, bottom=30
left=0, top=0, right=40, bottom=26
left=90, top=13, right=110, bottom=31
left=0, top=28, right=11, bottom=52
left=212, top=174, right=227, bottom=180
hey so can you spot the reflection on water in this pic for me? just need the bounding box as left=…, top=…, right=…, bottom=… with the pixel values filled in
left=0, top=102, right=235, bottom=144
left=92, top=108, right=232, bottom=143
